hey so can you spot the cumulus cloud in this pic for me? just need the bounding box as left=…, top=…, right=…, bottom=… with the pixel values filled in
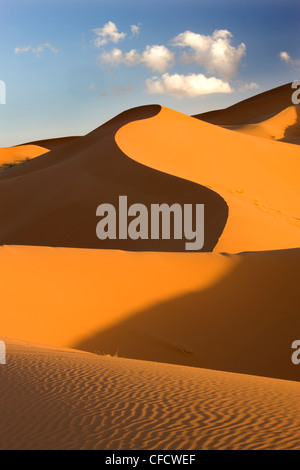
left=100, top=45, right=174, bottom=72
left=238, top=82, right=259, bottom=92
left=130, top=24, right=141, bottom=36
left=93, top=21, right=126, bottom=47
left=145, top=73, right=233, bottom=98
left=279, top=51, right=300, bottom=67
left=142, top=45, right=174, bottom=72
left=171, top=29, right=246, bottom=79
left=14, top=42, right=58, bottom=57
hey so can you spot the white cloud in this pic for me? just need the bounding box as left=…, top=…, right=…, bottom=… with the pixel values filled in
left=238, top=82, right=259, bottom=92
left=145, top=73, right=233, bottom=98
left=101, top=48, right=124, bottom=65
left=171, top=29, right=246, bottom=79
left=142, top=45, right=174, bottom=72
left=93, top=21, right=126, bottom=47
left=100, top=45, right=174, bottom=72
left=14, top=46, right=31, bottom=54
left=130, top=24, right=140, bottom=36
left=14, top=43, right=58, bottom=57
left=42, top=42, right=58, bottom=53
left=279, top=51, right=300, bottom=67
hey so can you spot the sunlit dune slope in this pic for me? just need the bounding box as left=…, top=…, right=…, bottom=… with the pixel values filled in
left=1, top=339, right=300, bottom=450
left=0, top=105, right=227, bottom=252
left=1, top=245, right=299, bottom=382
left=194, top=82, right=294, bottom=125
left=225, top=105, right=300, bottom=145
left=116, top=106, right=300, bottom=253
left=0, top=144, right=49, bottom=166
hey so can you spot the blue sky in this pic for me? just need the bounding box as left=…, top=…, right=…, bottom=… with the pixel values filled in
left=0, top=0, right=299, bottom=146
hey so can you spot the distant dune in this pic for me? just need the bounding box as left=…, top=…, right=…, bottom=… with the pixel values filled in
left=1, top=339, right=300, bottom=450
left=21, top=136, right=80, bottom=151
left=223, top=105, right=300, bottom=145
left=193, top=82, right=295, bottom=125
left=0, top=144, right=49, bottom=166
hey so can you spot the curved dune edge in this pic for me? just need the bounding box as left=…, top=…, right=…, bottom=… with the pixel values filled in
left=20, top=136, right=80, bottom=151
left=193, top=82, right=294, bottom=125
left=1, top=245, right=300, bottom=382
left=0, top=144, right=49, bottom=166
left=0, top=339, right=300, bottom=450
left=116, top=106, right=300, bottom=253
left=0, top=105, right=227, bottom=252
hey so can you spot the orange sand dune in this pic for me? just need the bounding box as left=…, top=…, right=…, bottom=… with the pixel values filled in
left=194, top=82, right=294, bottom=125
left=0, top=144, right=49, bottom=166
left=224, top=105, right=300, bottom=145
left=1, top=84, right=300, bottom=451
left=0, top=106, right=227, bottom=252
left=116, top=106, right=300, bottom=253
left=0, top=339, right=300, bottom=450
left=1, top=245, right=299, bottom=382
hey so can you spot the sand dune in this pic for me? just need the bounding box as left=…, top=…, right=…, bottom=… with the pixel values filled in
left=1, top=245, right=299, bottom=382
left=0, top=84, right=299, bottom=450
left=0, top=339, right=300, bottom=450
left=194, top=82, right=295, bottom=125
left=116, top=105, right=300, bottom=253
left=22, top=136, right=80, bottom=151
left=0, top=144, right=49, bottom=166
left=0, top=106, right=227, bottom=251
left=224, top=105, right=300, bottom=145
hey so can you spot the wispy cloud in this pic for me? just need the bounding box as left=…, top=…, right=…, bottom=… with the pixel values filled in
left=14, top=46, right=31, bottom=54
left=100, top=45, right=174, bottom=73
left=130, top=24, right=141, bottom=36
left=93, top=21, right=126, bottom=47
left=111, top=86, right=134, bottom=96
left=279, top=51, right=300, bottom=67
left=145, top=73, right=232, bottom=98
left=14, top=42, right=58, bottom=57
left=171, top=29, right=246, bottom=79
left=238, top=82, right=259, bottom=92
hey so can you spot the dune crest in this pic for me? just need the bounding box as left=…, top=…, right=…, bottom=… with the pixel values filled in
left=0, top=105, right=227, bottom=251
left=194, top=82, right=295, bottom=125
left=116, top=106, right=300, bottom=253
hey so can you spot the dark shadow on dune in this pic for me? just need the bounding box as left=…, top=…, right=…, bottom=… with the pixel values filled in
left=279, top=105, right=300, bottom=145
left=17, top=136, right=81, bottom=151
left=0, top=105, right=228, bottom=252
left=74, top=248, right=300, bottom=382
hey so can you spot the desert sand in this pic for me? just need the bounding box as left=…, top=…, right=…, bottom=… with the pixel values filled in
left=0, top=245, right=300, bottom=382
left=223, top=105, right=300, bottom=145
left=0, top=144, right=48, bottom=166
left=1, top=339, right=300, bottom=450
left=0, top=83, right=299, bottom=449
